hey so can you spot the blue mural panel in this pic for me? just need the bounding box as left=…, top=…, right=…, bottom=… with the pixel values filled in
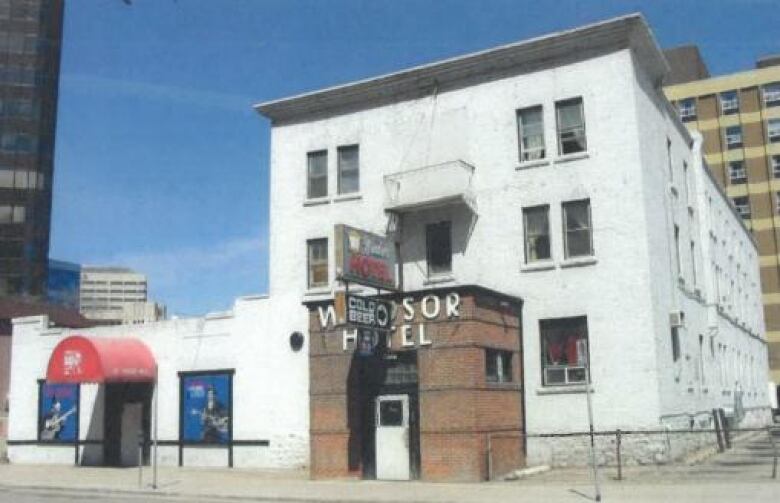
left=39, top=382, right=79, bottom=442
left=181, top=373, right=231, bottom=444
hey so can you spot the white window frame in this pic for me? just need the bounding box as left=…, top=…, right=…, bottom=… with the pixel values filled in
left=540, top=316, right=589, bottom=387
left=678, top=98, right=696, bottom=120
left=728, top=160, right=747, bottom=184
left=720, top=91, right=739, bottom=114
left=555, top=97, right=587, bottom=155
left=336, top=144, right=360, bottom=195
left=768, top=119, right=780, bottom=143
left=306, top=150, right=328, bottom=199
left=522, top=205, right=551, bottom=263
left=725, top=126, right=743, bottom=149
left=517, top=105, right=545, bottom=162
left=776, top=192, right=780, bottom=215
left=763, top=82, right=780, bottom=107
left=562, top=199, right=593, bottom=259
left=733, top=196, right=751, bottom=219
left=306, top=238, right=329, bottom=289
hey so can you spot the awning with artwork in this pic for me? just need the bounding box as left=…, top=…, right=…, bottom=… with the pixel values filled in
left=46, top=335, right=156, bottom=384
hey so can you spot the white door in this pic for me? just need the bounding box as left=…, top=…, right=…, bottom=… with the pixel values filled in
left=375, top=394, right=410, bottom=481
left=120, top=403, right=142, bottom=466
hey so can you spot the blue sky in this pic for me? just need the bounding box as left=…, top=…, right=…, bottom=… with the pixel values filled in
left=51, top=0, right=778, bottom=316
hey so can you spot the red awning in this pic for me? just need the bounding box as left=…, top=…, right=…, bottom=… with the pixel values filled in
left=46, top=335, right=156, bottom=384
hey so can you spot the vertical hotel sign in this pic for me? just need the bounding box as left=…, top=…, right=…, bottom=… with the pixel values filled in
left=334, top=224, right=396, bottom=290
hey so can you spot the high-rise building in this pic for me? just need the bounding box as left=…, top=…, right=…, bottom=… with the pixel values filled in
left=0, top=0, right=64, bottom=298
left=79, top=266, right=166, bottom=325
left=664, top=51, right=780, bottom=393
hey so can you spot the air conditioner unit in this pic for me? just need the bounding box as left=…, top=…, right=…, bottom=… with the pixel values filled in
left=669, top=310, right=685, bottom=327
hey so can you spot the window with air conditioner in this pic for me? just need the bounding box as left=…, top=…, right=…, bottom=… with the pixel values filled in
left=555, top=97, right=586, bottom=155
left=678, top=98, right=696, bottom=121
left=725, top=126, right=743, bottom=149
left=719, top=90, right=739, bottom=114
left=540, top=316, right=589, bottom=386
left=517, top=105, right=545, bottom=161
left=728, top=160, right=747, bottom=185
left=768, top=119, right=780, bottom=143
left=763, top=82, right=780, bottom=107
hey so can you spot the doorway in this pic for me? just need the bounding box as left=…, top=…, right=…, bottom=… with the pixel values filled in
left=375, top=394, right=410, bottom=480
left=103, top=383, right=152, bottom=466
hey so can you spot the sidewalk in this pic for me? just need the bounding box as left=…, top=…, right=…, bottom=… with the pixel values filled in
left=0, top=463, right=777, bottom=503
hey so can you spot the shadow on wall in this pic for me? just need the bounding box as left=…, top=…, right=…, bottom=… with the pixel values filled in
left=81, top=385, right=104, bottom=466
left=401, top=205, right=475, bottom=279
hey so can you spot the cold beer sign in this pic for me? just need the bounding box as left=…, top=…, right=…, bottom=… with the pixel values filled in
left=335, top=293, right=392, bottom=330
left=334, top=224, right=396, bottom=290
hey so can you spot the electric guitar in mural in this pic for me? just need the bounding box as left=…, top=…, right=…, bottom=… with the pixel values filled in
left=41, top=406, right=76, bottom=440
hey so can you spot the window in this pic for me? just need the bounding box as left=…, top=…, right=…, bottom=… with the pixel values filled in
left=719, top=90, right=739, bottom=114
left=768, top=119, right=780, bottom=143
left=732, top=196, right=751, bottom=219
left=486, top=349, right=513, bottom=383
left=517, top=106, right=545, bottom=161
left=307, top=238, right=328, bottom=288
left=540, top=316, right=588, bottom=386
left=674, top=225, right=681, bottom=277
left=690, top=241, right=697, bottom=287
left=671, top=327, right=681, bottom=362
left=728, top=160, right=747, bottom=184
left=426, top=221, right=452, bottom=276
left=555, top=98, right=586, bottom=155
left=776, top=192, right=780, bottom=214
left=523, top=206, right=550, bottom=263
left=306, top=150, right=327, bottom=199
left=337, top=145, right=359, bottom=194
left=678, top=98, right=696, bottom=121
left=0, top=205, right=24, bottom=223
left=773, top=156, right=780, bottom=179
left=725, top=126, right=742, bottom=149
left=763, top=82, right=780, bottom=107
left=562, top=199, right=592, bottom=258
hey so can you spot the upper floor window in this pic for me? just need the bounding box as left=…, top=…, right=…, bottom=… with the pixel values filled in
left=719, top=90, right=739, bottom=115
left=540, top=316, right=589, bottom=386
left=306, top=150, right=327, bottom=199
left=307, top=238, right=328, bottom=289
left=775, top=192, right=780, bottom=215
left=562, top=199, right=592, bottom=258
left=522, top=205, right=550, bottom=263
left=728, top=160, right=747, bottom=185
left=678, top=98, right=696, bottom=121
left=517, top=105, right=545, bottom=161
left=337, top=145, right=359, bottom=194
left=555, top=98, right=586, bottom=155
left=772, top=155, right=780, bottom=179
left=763, top=82, right=780, bottom=107
left=426, top=221, right=452, bottom=277
left=768, top=119, right=780, bottom=143
left=732, top=196, right=751, bottom=219
left=0, top=205, right=25, bottom=224
left=725, top=126, right=743, bottom=149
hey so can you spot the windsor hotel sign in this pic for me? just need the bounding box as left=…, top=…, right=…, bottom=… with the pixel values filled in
left=318, top=292, right=461, bottom=350
left=334, top=224, right=396, bottom=291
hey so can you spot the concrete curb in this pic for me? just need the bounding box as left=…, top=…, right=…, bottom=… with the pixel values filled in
left=503, top=465, right=551, bottom=481
left=0, top=483, right=457, bottom=503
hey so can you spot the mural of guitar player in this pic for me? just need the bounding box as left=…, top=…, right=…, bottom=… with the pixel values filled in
left=182, top=373, right=231, bottom=444
left=39, top=383, right=78, bottom=442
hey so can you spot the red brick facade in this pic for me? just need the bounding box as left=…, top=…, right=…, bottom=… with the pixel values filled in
left=307, top=286, right=525, bottom=482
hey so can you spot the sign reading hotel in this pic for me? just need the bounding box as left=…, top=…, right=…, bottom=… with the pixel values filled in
left=334, top=224, right=396, bottom=290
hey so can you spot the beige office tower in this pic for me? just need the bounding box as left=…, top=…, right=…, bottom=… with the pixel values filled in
left=665, top=47, right=780, bottom=395
left=79, top=266, right=166, bottom=325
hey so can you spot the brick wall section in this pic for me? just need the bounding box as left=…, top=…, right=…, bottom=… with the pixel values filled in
left=307, top=286, right=525, bottom=482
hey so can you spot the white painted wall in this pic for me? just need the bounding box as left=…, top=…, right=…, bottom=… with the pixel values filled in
left=7, top=295, right=309, bottom=469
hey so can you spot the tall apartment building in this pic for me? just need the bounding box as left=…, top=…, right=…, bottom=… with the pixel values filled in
left=79, top=266, right=166, bottom=325
left=664, top=50, right=780, bottom=395
left=0, top=0, right=64, bottom=297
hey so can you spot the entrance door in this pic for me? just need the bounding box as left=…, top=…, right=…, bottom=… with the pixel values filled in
left=375, top=394, right=410, bottom=480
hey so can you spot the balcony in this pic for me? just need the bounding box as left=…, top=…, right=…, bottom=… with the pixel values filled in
left=384, top=160, right=476, bottom=213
